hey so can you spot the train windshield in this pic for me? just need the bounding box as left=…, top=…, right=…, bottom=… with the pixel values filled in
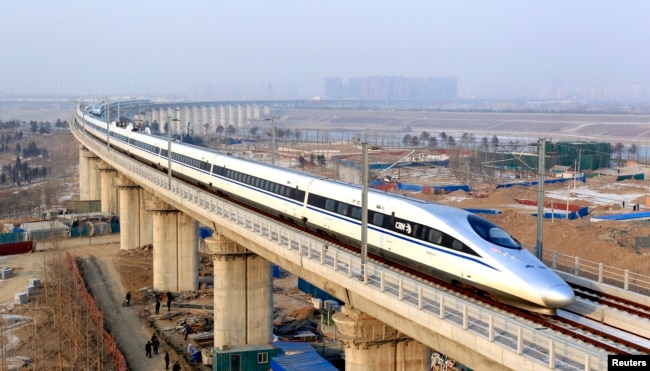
left=467, top=214, right=521, bottom=249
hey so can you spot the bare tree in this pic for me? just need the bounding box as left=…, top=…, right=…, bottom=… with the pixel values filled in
left=613, top=142, right=625, bottom=166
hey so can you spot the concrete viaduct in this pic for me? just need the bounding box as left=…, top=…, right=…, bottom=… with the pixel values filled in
left=71, top=100, right=609, bottom=371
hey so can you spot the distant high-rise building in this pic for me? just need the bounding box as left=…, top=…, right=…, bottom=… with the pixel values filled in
left=324, top=77, right=344, bottom=100
left=325, top=76, right=457, bottom=101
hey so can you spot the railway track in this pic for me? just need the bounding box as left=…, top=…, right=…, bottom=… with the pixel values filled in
left=570, top=283, right=650, bottom=319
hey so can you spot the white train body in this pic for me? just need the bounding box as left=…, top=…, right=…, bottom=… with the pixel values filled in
left=75, top=105, right=574, bottom=314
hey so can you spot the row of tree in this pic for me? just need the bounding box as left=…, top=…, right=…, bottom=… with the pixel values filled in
left=0, top=141, right=48, bottom=158
left=406, top=131, right=638, bottom=162
left=401, top=131, right=503, bottom=150
left=151, top=120, right=303, bottom=142
left=0, top=156, right=48, bottom=186
left=0, top=118, right=68, bottom=132
left=298, top=153, right=327, bottom=167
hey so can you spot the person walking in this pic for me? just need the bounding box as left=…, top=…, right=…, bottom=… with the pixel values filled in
left=183, top=323, right=192, bottom=341
left=167, top=294, right=172, bottom=312
left=145, top=341, right=152, bottom=358
left=152, top=336, right=159, bottom=355
left=172, top=360, right=181, bottom=371
left=155, top=298, right=161, bottom=314
left=125, top=291, right=131, bottom=306
left=164, top=352, right=170, bottom=369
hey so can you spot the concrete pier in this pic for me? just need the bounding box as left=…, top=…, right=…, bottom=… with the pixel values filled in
left=98, top=161, right=118, bottom=214
left=115, top=176, right=142, bottom=250
left=79, top=147, right=101, bottom=201
left=146, top=198, right=198, bottom=292
left=204, top=235, right=273, bottom=348
left=87, top=156, right=102, bottom=201
left=79, top=147, right=90, bottom=200
left=333, top=306, right=431, bottom=371
left=138, top=189, right=154, bottom=248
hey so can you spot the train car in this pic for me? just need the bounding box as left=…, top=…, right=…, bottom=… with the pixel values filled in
left=75, top=105, right=574, bottom=314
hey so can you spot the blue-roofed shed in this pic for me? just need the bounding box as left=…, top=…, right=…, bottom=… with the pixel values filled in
left=212, top=344, right=280, bottom=371
left=271, top=350, right=339, bottom=371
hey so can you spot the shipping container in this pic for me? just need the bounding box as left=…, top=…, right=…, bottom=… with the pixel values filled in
left=212, top=344, right=280, bottom=371
left=0, top=241, right=34, bottom=255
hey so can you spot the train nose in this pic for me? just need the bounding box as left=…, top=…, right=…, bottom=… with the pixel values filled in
left=543, top=284, right=575, bottom=308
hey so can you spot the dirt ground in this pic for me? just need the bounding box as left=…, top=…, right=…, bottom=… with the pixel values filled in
left=2, top=107, right=650, bottom=368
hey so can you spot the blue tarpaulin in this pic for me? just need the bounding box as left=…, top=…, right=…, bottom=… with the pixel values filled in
left=297, top=278, right=343, bottom=304
left=199, top=227, right=213, bottom=238
left=496, top=177, right=586, bottom=189
left=591, top=211, right=650, bottom=222
left=465, top=208, right=502, bottom=215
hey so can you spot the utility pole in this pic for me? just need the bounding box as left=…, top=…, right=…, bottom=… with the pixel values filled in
left=535, top=138, right=546, bottom=260
left=361, top=142, right=368, bottom=282
left=105, top=97, right=110, bottom=149
left=270, top=116, right=276, bottom=164
left=249, top=116, right=277, bottom=164
left=167, top=108, right=180, bottom=189
left=574, top=148, right=582, bottom=190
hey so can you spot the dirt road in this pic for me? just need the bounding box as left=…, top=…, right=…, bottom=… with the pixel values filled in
left=1, top=235, right=186, bottom=370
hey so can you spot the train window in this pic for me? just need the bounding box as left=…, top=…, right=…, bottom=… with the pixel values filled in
left=337, top=203, right=349, bottom=216
left=427, top=229, right=443, bottom=244
left=325, top=199, right=335, bottom=212
left=308, top=194, right=327, bottom=208
left=371, top=212, right=384, bottom=226
left=351, top=206, right=361, bottom=220
left=418, top=225, right=430, bottom=240
left=294, top=189, right=306, bottom=202
left=411, top=224, right=423, bottom=239
left=467, top=214, right=521, bottom=249
left=439, top=234, right=479, bottom=256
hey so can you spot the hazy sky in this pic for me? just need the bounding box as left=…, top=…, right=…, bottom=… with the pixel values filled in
left=1, top=1, right=649, bottom=97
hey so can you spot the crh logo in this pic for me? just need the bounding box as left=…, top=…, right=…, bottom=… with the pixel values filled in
left=395, top=221, right=411, bottom=234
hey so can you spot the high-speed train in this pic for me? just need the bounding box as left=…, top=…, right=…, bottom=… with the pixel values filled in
left=74, top=104, right=574, bottom=315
